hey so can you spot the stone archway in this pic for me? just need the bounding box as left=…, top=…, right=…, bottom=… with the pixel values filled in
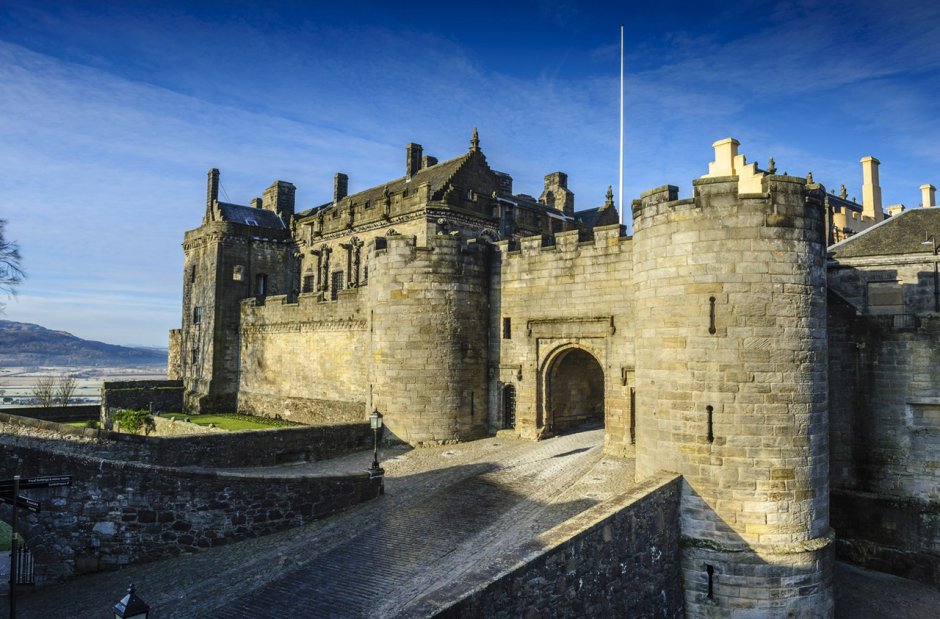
left=545, top=348, right=605, bottom=432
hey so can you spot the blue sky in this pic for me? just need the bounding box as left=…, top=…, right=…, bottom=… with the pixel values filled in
left=1, top=0, right=938, bottom=347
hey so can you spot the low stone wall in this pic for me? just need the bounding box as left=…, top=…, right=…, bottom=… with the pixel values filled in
left=0, top=404, right=98, bottom=423
left=0, top=412, right=373, bottom=468
left=832, top=490, right=940, bottom=585
left=147, top=415, right=227, bottom=436
left=100, top=380, right=183, bottom=415
left=238, top=392, right=365, bottom=426
left=407, top=472, right=683, bottom=618
left=0, top=430, right=383, bottom=583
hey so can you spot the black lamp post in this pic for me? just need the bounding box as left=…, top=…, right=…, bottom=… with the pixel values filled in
left=922, top=234, right=939, bottom=312
left=113, top=584, right=150, bottom=619
left=369, top=409, right=384, bottom=478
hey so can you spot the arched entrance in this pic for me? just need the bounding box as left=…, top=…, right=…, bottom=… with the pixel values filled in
left=546, top=348, right=604, bottom=432
left=502, top=384, right=516, bottom=429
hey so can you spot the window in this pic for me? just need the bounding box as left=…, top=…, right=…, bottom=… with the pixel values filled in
left=502, top=317, right=511, bottom=339
left=302, top=274, right=315, bottom=293
left=191, top=346, right=198, bottom=365
left=331, top=271, right=344, bottom=300
left=193, top=306, right=202, bottom=324
left=233, top=265, right=244, bottom=281
left=255, top=273, right=268, bottom=297
left=189, top=263, right=197, bottom=283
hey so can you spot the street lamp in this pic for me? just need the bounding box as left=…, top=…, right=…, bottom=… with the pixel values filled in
left=369, top=409, right=384, bottom=479
left=922, top=234, right=939, bottom=312
left=113, top=584, right=150, bottom=619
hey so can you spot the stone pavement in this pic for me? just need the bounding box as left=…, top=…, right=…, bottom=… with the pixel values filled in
left=10, top=427, right=637, bottom=618
left=4, top=428, right=940, bottom=617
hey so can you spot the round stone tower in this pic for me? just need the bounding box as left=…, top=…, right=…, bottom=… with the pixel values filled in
left=367, top=233, right=490, bottom=445
left=631, top=150, right=833, bottom=615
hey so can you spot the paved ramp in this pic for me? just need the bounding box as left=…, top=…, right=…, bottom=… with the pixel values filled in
left=14, top=428, right=635, bottom=618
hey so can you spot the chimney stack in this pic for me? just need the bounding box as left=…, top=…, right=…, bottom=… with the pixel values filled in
left=334, top=173, right=348, bottom=203
left=860, top=156, right=884, bottom=222
left=207, top=168, right=220, bottom=208
left=262, top=180, right=296, bottom=225
left=921, top=184, right=936, bottom=208
left=406, top=143, right=423, bottom=178
left=539, top=171, right=575, bottom=215
left=707, top=138, right=740, bottom=177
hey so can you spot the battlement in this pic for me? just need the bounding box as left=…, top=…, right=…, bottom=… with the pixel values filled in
left=495, top=224, right=628, bottom=262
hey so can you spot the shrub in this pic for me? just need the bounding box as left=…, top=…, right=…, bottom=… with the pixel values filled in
left=113, top=409, right=155, bottom=435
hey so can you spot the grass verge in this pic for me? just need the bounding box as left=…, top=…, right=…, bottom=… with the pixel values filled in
left=162, top=413, right=301, bottom=431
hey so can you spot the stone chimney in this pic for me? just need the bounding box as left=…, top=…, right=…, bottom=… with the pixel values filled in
left=334, top=173, right=348, bottom=203
left=921, top=184, right=936, bottom=208
left=540, top=172, right=574, bottom=215
left=207, top=168, right=220, bottom=208
left=262, top=180, right=296, bottom=224
left=861, top=156, right=884, bottom=222
left=407, top=143, right=423, bottom=178
left=707, top=138, right=740, bottom=177
left=422, top=155, right=438, bottom=168
left=250, top=197, right=262, bottom=209
left=886, top=204, right=906, bottom=217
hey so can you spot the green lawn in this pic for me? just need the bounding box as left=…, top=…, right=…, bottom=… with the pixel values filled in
left=0, top=520, right=24, bottom=551
left=162, top=412, right=301, bottom=431
left=63, top=420, right=98, bottom=429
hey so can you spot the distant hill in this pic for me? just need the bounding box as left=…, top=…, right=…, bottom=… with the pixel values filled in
left=0, top=320, right=167, bottom=367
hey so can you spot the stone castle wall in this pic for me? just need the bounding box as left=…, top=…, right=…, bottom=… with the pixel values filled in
left=367, top=234, right=490, bottom=444
left=412, top=473, right=683, bottom=618
left=100, top=380, right=184, bottom=415
left=238, top=287, right=369, bottom=425
left=490, top=225, right=635, bottom=454
left=0, top=417, right=381, bottom=582
left=828, top=300, right=940, bottom=583
left=631, top=177, right=833, bottom=615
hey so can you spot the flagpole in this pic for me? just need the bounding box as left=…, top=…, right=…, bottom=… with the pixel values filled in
left=619, top=23, right=624, bottom=226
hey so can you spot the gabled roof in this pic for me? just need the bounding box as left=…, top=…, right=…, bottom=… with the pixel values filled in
left=218, top=202, right=287, bottom=229
left=829, top=207, right=940, bottom=258
left=296, top=152, right=474, bottom=219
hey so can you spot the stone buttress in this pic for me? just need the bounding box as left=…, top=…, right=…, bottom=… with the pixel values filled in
left=631, top=170, right=833, bottom=615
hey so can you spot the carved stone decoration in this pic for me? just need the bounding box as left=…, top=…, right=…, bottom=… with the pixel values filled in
left=840, top=184, right=848, bottom=199
left=386, top=228, right=399, bottom=236
left=767, top=157, right=777, bottom=174
left=383, top=185, right=391, bottom=220
left=318, top=244, right=331, bottom=291
left=350, top=236, right=364, bottom=287
left=436, top=217, right=450, bottom=235
left=479, top=228, right=500, bottom=243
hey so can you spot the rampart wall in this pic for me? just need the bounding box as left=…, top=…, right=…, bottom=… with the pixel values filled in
left=0, top=415, right=381, bottom=582
left=238, top=288, right=368, bottom=424
left=828, top=303, right=940, bottom=584
left=491, top=225, right=635, bottom=453
left=0, top=412, right=373, bottom=468
left=409, top=473, right=683, bottom=618
left=100, top=380, right=183, bottom=415
left=0, top=405, right=98, bottom=423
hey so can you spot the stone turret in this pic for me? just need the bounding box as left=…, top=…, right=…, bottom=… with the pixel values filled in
left=632, top=140, right=833, bottom=615
left=367, top=234, right=489, bottom=444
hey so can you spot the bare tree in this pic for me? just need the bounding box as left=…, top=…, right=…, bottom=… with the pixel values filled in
left=55, top=374, right=78, bottom=406
left=32, top=375, right=56, bottom=407
left=0, top=219, right=25, bottom=312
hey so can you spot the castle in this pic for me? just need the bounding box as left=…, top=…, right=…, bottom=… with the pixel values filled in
left=169, top=133, right=940, bottom=615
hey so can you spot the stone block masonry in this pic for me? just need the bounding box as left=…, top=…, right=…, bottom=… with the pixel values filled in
left=100, top=379, right=183, bottom=415
left=408, top=472, right=683, bottom=618
left=0, top=417, right=382, bottom=582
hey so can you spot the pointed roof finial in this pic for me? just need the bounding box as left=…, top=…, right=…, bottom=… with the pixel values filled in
left=767, top=157, right=777, bottom=175
left=470, top=128, right=480, bottom=152
left=604, top=185, right=614, bottom=209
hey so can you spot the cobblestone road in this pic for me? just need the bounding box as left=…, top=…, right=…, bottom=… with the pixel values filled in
left=11, top=428, right=637, bottom=618
left=6, top=428, right=940, bottom=618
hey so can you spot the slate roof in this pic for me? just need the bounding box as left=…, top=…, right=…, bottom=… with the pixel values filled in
left=296, top=152, right=472, bottom=219
left=826, top=193, right=862, bottom=213
left=218, top=202, right=287, bottom=230
left=829, top=207, right=940, bottom=258
left=576, top=205, right=618, bottom=229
